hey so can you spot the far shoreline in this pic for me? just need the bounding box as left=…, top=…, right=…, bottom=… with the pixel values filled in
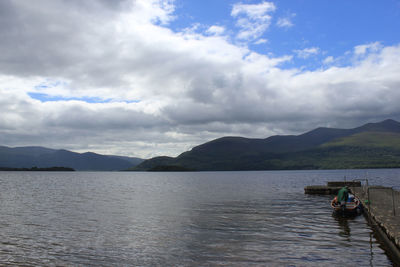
left=0, top=167, right=75, bottom=171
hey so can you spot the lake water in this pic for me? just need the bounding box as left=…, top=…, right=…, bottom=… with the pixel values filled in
left=0, top=169, right=399, bottom=266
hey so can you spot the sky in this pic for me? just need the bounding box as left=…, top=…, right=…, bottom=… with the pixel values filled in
left=1, top=0, right=400, bottom=158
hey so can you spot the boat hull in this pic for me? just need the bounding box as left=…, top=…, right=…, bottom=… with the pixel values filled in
left=331, top=196, right=362, bottom=214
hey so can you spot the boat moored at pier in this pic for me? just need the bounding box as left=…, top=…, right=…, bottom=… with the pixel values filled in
left=331, top=194, right=362, bottom=214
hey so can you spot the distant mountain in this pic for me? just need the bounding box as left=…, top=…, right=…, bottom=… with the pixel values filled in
left=106, top=155, right=144, bottom=166
left=0, top=146, right=144, bottom=171
left=133, top=119, right=400, bottom=171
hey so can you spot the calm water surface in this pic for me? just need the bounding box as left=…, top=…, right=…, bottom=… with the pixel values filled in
left=0, top=169, right=399, bottom=266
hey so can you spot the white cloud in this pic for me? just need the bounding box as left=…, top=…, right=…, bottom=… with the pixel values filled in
left=132, top=0, right=176, bottom=25
left=354, top=41, right=382, bottom=55
left=1, top=1, right=400, bottom=158
left=277, top=17, right=294, bottom=28
left=277, top=12, right=296, bottom=28
left=206, top=25, right=225, bottom=35
left=231, top=1, right=276, bottom=41
left=323, top=56, right=334, bottom=65
left=294, top=47, right=320, bottom=59
left=254, top=39, right=268, bottom=45
left=231, top=1, right=276, bottom=19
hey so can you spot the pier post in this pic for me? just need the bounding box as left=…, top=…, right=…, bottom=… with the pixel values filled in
left=392, top=188, right=396, bottom=216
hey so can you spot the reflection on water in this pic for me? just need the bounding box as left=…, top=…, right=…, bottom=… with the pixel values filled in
left=0, top=170, right=398, bottom=266
left=333, top=214, right=386, bottom=267
left=333, top=214, right=352, bottom=240
left=336, top=216, right=350, bottom=239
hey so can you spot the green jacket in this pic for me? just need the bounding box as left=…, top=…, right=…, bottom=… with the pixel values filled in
left=337, top=187, right=349, bottom=202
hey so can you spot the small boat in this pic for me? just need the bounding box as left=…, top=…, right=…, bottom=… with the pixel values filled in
left=331, top=194, right=362, bottom=214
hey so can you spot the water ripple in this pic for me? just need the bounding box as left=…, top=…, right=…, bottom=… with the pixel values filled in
left=0, top=170, right=398, bottom=266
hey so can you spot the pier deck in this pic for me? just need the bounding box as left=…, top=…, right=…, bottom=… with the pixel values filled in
left=350, top=185, right=400, bottom=251
left=304, top=181, right=361, bottom=195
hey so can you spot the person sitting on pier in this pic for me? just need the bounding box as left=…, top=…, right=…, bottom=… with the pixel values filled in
left=337, top=186, right=349, bottom=207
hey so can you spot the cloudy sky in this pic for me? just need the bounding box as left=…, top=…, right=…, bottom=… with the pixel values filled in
left=1, top=0, right=400, bottom=158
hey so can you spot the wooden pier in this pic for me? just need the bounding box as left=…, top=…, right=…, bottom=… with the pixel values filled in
left=304, top=181, right=361, bottom=195
left=350, top=185, right=400, bottom=261
left=305, top=181, right=400, bottom=263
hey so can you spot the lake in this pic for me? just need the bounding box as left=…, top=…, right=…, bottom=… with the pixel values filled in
left=0, top=169, right=399, bottom=266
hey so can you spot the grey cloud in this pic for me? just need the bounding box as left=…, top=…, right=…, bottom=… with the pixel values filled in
left=0, top=1, right=123, bottom=80
left=45, top=105, right=167, bottom=130
left=0, top=99, right=178, bottom=157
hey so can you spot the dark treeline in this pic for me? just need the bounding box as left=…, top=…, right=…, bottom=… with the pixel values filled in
left=0, top=166, right=75, bottom=171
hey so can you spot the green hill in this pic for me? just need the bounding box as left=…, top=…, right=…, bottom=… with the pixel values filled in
left=321, top=132, right=400, bottom=149
left=133, top=119, right=400, bottom=171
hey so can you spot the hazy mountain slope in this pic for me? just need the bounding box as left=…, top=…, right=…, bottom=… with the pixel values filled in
left=0, top=146, right=144, bottom=171
left=107, top=155, right=144, bottom=166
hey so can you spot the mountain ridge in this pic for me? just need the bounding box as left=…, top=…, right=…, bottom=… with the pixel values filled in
left=133, top=119, right=400, bottom=171
left=2, top=119, right=399, bottom=172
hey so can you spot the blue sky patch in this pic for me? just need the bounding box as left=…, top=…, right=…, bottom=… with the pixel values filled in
left=34, top=80, right=64, bottom=90
left=169, top=0, right=400, bottom=70
left=28, top=92, right=140, bottom=104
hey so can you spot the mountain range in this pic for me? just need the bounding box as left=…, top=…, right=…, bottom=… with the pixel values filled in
left=133, top=119, right=400, bottom=171
left=2, top=119, right=400, bottom=171
left=0, top=146, right=144, bottom=171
